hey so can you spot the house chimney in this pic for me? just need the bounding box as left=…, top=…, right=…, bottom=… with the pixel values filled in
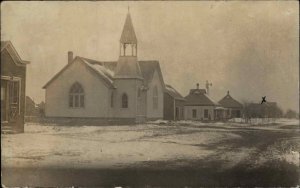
left=196, top=83, right=199, bottom=89
left=227, top=90, right=230, bottom=95
left=68, top=51, right=73, bottom=64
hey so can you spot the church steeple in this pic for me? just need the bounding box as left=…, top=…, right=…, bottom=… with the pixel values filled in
left=119, top=9, right=137, bottom=57
left=115, top=10, right=142, bottom=79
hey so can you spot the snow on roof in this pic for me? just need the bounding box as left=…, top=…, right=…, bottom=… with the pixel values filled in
left=81, top=58, right=114, bottom=85
left=165, top=84, right=185, bottom=100
left=43, top=55, right=165, bottom=89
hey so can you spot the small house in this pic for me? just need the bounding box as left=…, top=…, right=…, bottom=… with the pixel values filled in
left=218, top=91, right=243, bottom=119
left=184, top=84, right=218, bottom=121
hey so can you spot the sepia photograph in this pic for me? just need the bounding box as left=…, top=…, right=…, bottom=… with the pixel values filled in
left=1, top=1, right=299, bottom=187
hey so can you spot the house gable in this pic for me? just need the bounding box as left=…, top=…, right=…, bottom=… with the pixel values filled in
left=1, top=41, right=29, bottom=66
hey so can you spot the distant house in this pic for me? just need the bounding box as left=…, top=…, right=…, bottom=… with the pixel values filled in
left=1, top=41, right=30, bottom=133
left=184, top=84, right=218, bottom=121
left=163, top=84, right=185, bottom=120
left=43, top=11, right=165, bottom=123
left=218, top=91, right=243, bottom=119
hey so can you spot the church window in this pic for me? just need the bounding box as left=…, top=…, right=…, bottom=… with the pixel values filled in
left=122, top=93, right=128, bottom=108
left=153, top=86, right=158, bottom=109
left=69, top=82, right=84, bottom=108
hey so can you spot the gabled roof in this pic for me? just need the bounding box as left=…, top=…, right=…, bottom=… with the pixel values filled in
left=43, top=57, right=115, bottom=89
left=120, top=12, right=137, bottom=44
left=218, top=91, right=243, bottom=108
left=43, top=56, right=165, bottom=90
left=165, top=84, right=185, bottom=101
left=139, top=60, right=165, bottom=88
left=1, top=41, right=30, bottom=66
left=184, top=88, right=218, bottom=106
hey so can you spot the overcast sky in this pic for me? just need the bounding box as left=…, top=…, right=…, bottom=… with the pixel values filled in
left=1, top=1, right=299, bottom=112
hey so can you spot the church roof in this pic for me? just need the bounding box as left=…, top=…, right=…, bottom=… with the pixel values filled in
left=139, top=60, right=165, bottom=87
left=218, top=91, right=243, bottom=108
left=43, top=56, right=165, bottom=89
left=165, top=84, right=185, bottom=101
left=80, top=57, right=115, bottom=86
left=184, top=89, right=218, bottom=106
left=120, top=12, right=137, bottom=44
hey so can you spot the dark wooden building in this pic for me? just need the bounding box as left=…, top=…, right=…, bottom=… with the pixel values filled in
left=163, top=84, right=185, bottom=120
left=218, top=91, right=243, bottom=119
left=1, top=41, right=29, bottom=133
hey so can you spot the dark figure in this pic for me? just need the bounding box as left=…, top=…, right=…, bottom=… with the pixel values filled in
left=261, top=96, right=267, bottom=104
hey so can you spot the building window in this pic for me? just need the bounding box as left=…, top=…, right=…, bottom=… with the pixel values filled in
left=69, top=82, right=84, bottom=108
left=192, top=109, right=197, bottom=118
left=111, top=92, right=114, bottom=107
left=122, top=93, right=128, bottom=108
left=204, top=109, right=209, bottom=118
left=153, top=86, right=158, bottom=109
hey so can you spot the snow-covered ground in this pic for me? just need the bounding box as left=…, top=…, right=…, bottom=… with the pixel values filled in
left=2, top=119, right=299, bottom=170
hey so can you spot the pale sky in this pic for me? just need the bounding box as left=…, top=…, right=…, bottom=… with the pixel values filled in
left=1, top=1, right=299, bottom=112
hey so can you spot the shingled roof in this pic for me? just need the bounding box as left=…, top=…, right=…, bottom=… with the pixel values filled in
left=218, top=91, right=243, bottom=108
left=120, top=12, right=137, bottom=44
left=184, top=88, right=218, bottom=106
left=165, top=84, right=185, bottom=101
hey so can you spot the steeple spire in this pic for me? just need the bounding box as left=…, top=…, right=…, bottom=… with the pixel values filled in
left=120, top=11, right=137, bottom=44
left=115, top=10, right=142, bottom=79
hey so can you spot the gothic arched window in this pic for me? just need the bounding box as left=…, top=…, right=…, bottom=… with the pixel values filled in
left=69, top=82, right=84, bottom=108
left=153, top=86, right=158, bottom=109
left=122, top=93, right=128, bottom=108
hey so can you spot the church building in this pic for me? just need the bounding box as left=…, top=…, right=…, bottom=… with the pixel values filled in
left=43, top=11, right=165, bottom=123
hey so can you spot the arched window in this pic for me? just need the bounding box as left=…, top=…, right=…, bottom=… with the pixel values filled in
left=121, top=93, right=128, bottom=108
left=69, top=82, right=84, bottom=108
left=153, top=86, right=158, bottom=109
